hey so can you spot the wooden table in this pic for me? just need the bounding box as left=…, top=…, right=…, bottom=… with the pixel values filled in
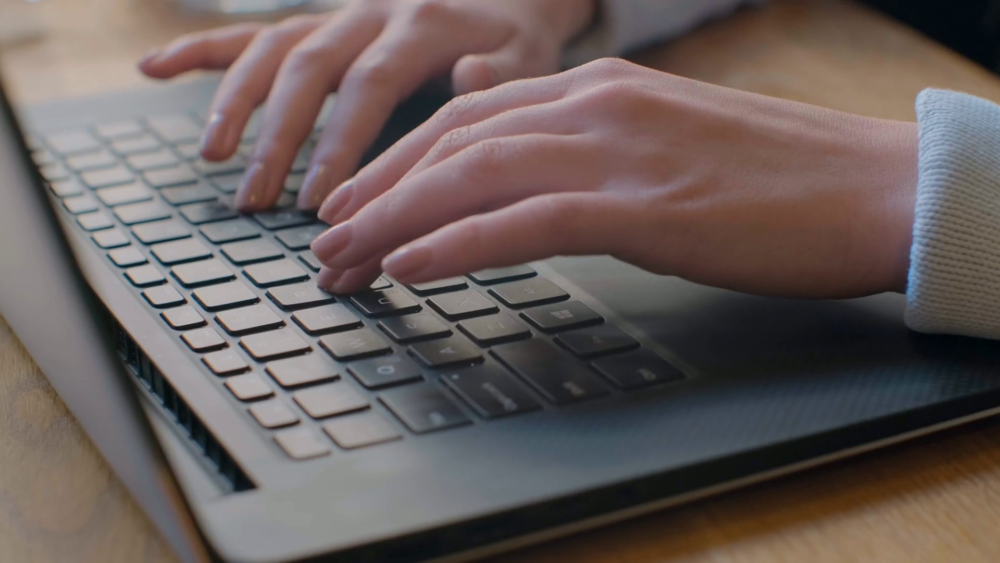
left=5, top=1, right=1000, bottom=561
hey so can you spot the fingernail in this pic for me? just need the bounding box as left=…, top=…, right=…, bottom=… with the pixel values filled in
left=318, top=179, right=354, bottom=224
left=298, top=165, right=332, bottom=210
left=311, top=222, right=353, bottom=263
left=201, top=112, right=232, bottom=156
left=382, top=244, right=432, bottom=280
left=138, top=48, right=162, bottom=67
left=316, top=268, right=344, bottom=290
left=236, top=162, right=270, bottom=210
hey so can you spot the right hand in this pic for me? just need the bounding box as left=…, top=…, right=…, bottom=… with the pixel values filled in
left=138, top=0, right=596, bottom=211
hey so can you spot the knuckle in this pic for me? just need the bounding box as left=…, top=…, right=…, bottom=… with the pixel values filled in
left=579, top=57, right=637, bottom=79
left=429, top=125, right=475, bottom=161
left=435, top=91, right=482, bottom=126
left=345, top=59, right=397, bottom=90
left=465, top=138, right=507, bottom=175
left=285, top=44, right=331, bottom=73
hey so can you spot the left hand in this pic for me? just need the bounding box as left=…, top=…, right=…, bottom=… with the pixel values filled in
left=310, top=58, right=919, bottom=298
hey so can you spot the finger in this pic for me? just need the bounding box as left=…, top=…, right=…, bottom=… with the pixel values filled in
left=200, top=15, right=327, bottom=161
left=381, top=193, right=643, bottom=284
left=452, top=37, right=551, bottom=95
left=139, top=24, right=264, bottom=79
left=310, top=134, right=602, bottom=271
left=316, top=255, right=386, bottom=295
left=237, top=9, right=385, bottom=212
left=297, top=10, right=513, bottom=210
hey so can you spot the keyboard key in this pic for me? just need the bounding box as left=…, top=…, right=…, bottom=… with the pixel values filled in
left=46, top=130, right=100, bottom=155
left=426, top=290, right=499, bottom=321
left=240, top=328, right=311, bottom=361
left=193, top=281, right=259, bottom=312
left=380, top=384, right=471, bottom=434
left=114, top=201, right=172, bottom=225
left=171, top=258, right=235, bottom=287
left=202, top=349, right=250, bottom=376
left=592, top=350, right=685, bottom=390
left=211, top=171, right=243, bottom=194
left=410, top=336, right=483, bottom=368
left=147, top=115, right=202, bottom=144
left=378, top=313, right=451, bottom=343
left=267, top=282, right=335, bottom=310
left=39, top=162, right=70, bottom=182
left=491, top=339, right=609, bottom=405
left=222, top=239, right=283, bottom=265
left=66, top=150, right=117, bottom=172
left=193, top=156, right=244, bottom=176
left=275, top=224, right=326, bottom=250
left=520, top=301, right=603, bottom=333
left=81, top=166, right=134, bottom=189
left=49, top=179, right=85, bottom=198
left=181, top=327, right=227, bottom=352
left=180, top=200, right=239, bottom=225
left=442, top=364, right=541, bottom=419
left=175, top=142, right=201, bottom=160
left=274, top=428, right=330, bottom=460
left=348, top=355, right=423, bottom=389
left=108, top=246, right=147, bottom=267
left=92, top=229, right=130, bottom=249
left=468, top=266, right=536, bottom=285
left=132, top=219, right=191, bottom=244
left=199, top=218, right=260, bottom=244
left=126, top=149, right=179, bottom=171
left=144, top=164, right=198, bottom=188
left=293, top=304, right=362, bottom=335
left=556, top=325, right=640, bottom=359
left=225, top=373, right=273, bottom=401
left=299, top=250, right=323, bottom=272
left=32, top=148, right=56, bottom=166
left=125, top=265, right=166, bottom=287
left=160, top=183, right=218, bottom=206
left=320, top=328, right=391, bottom=361
left=285, top=173, right=306, bottom=193
left=350, top=288, right=421, bottom=318
left=293, top=384, right=369, bottom=419
left=77, top=212, right=114, bottom=231
left=151, top=238, right=212, bottom=265
left=161, top=306, right=206, bottom=330
left=253, top=210, right=314, bottom=231
left=370, top=277, right=392, bottom=291
left=489, top=278, right=569, bottom=308
left=96, top=182, right=154, bottom=207
left=110, top=134, right=160, bottom=156
left=457, top=313, right=531, bottom=346
left=244, top=258, right=309, bottom=288
left=408, top=278, right=468, bottom=296
left=63, top=195, right=100, bottom=215
left=143, top=285, right=185, bottom=308
left=216, top=304, right=284, bottom=336
left=266, top=355, right=339, bottom=388
left=95, top=120, right=143, bottom=140
left=323, top=413, right=401, bottom=449
left=249, top=400, right=299, bottom=429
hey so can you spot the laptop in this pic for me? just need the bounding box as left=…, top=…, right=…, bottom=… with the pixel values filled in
left=4, top=71, right=1000, bottom=562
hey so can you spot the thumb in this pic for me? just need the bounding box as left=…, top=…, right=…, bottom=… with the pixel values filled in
left=452, top=38, right=550, bottom=95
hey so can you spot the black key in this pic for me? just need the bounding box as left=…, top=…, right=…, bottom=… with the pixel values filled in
left=408, top=278, right=468, bottom=296
left=244, top=258, right=309, bottom=287
left=180, top=200, right=239, bottom=225
left=426, top=290, right=499, bottom=321
left=489, top=278, right=569, bottom=308
left=161, top=306, right=206, bottom=330
left=110, top=134, right=160, bottom=156
left=442, top=364, right=541, bottom=419
left=45, top=130, right=100, bottom=155
left=591, top=350, right=686, bottom=390
left=160, top=183, right=218, bottom=206
left=266, top=355, right=339, bottom=388
left=172, top=258, right=235, bottom=287
left=348, top=355, right=423, bottom=389
left=222, top=239, right=284, bottom=265
left=125, top=265, right=165, bottom=287
left=520, top=301, right=603, bottom=333
left=200, top=219, right=260, bottom=244
left=378, top=313, right=451, bottom=343
left=193, top=156, right=244, bottom=176
left=147, top=115, right=202, bottom=143
left=380, top=384, right=471, bottom=434
left=95, top=120, right=143, bottom=140
left=275, top=224, right=326, bottom=250
left=114, top=201, right=172, bottom=225
left=350, top=288, right=421, bottom=318
left=151, top=238, right=212, bottom=265
left=211, top=171, right=243, bottom=194
left=273, top=428, right=330, bottom=460
left=267, top=282, right=335, bottom=310
left=457, top=313, right=532, bottom=346
left=181, top=327, right=227, bottom=352
left=293, top=304, right=362, bottom=335
left=225, top=373, right=274, bottom=401
left=293, top=384, right=369, bottom=419
left=323, top=413, right=401, bottom=449
left=81, top=166, right=134, bottom=189
left=299, top=250, right=323, bottom=272
left=203, top=350, right=250, bottom=376
left=253, top=210, right=314, bottom=231
left=49, top=179, right=85, bottom=198
left=320, top=328, right=391, bottom=361
left=240, top=328, right=311, bottom=361
left=132, top=219, right=191, bottom=244
left=249, top=400, right=299, bottom=429
left=216, top=304, right=284, bottom=335
left=63, top=195, right=99, bottom=215
left=491, top=339, right=609, bottom=405
left=144, top=164, right=198, bottom=188
left=39, top=162, right=70, bottom=182
left=108, top=247, right=147, bottom=267
left=370, top=277, right=392, bottom=291
left=193, top=281, right=259, bottom=312
left=468, top=265, right=536, bottom=285
left=96, top=183, right=153, bottom=206
left=555, top=324, right=640, bottom=359
left=143, top=285, right=185, bottom=308
left=66, top=150, right=117, bottom=171
left=126, top=149, right=179, bottom=171
left=410, top=336, right=483, bottom=368
left=92, top=229, right=130, bottom=249
left=77, top=212, right=114, bottom=232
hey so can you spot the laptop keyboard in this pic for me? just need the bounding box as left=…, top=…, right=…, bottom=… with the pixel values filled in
left=32, top=113, right=687, bottom=462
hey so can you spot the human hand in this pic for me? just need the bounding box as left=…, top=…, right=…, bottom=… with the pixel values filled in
left=138, top=0, right=595, bottom=211
left=310, top=59, right=919, bottom=299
